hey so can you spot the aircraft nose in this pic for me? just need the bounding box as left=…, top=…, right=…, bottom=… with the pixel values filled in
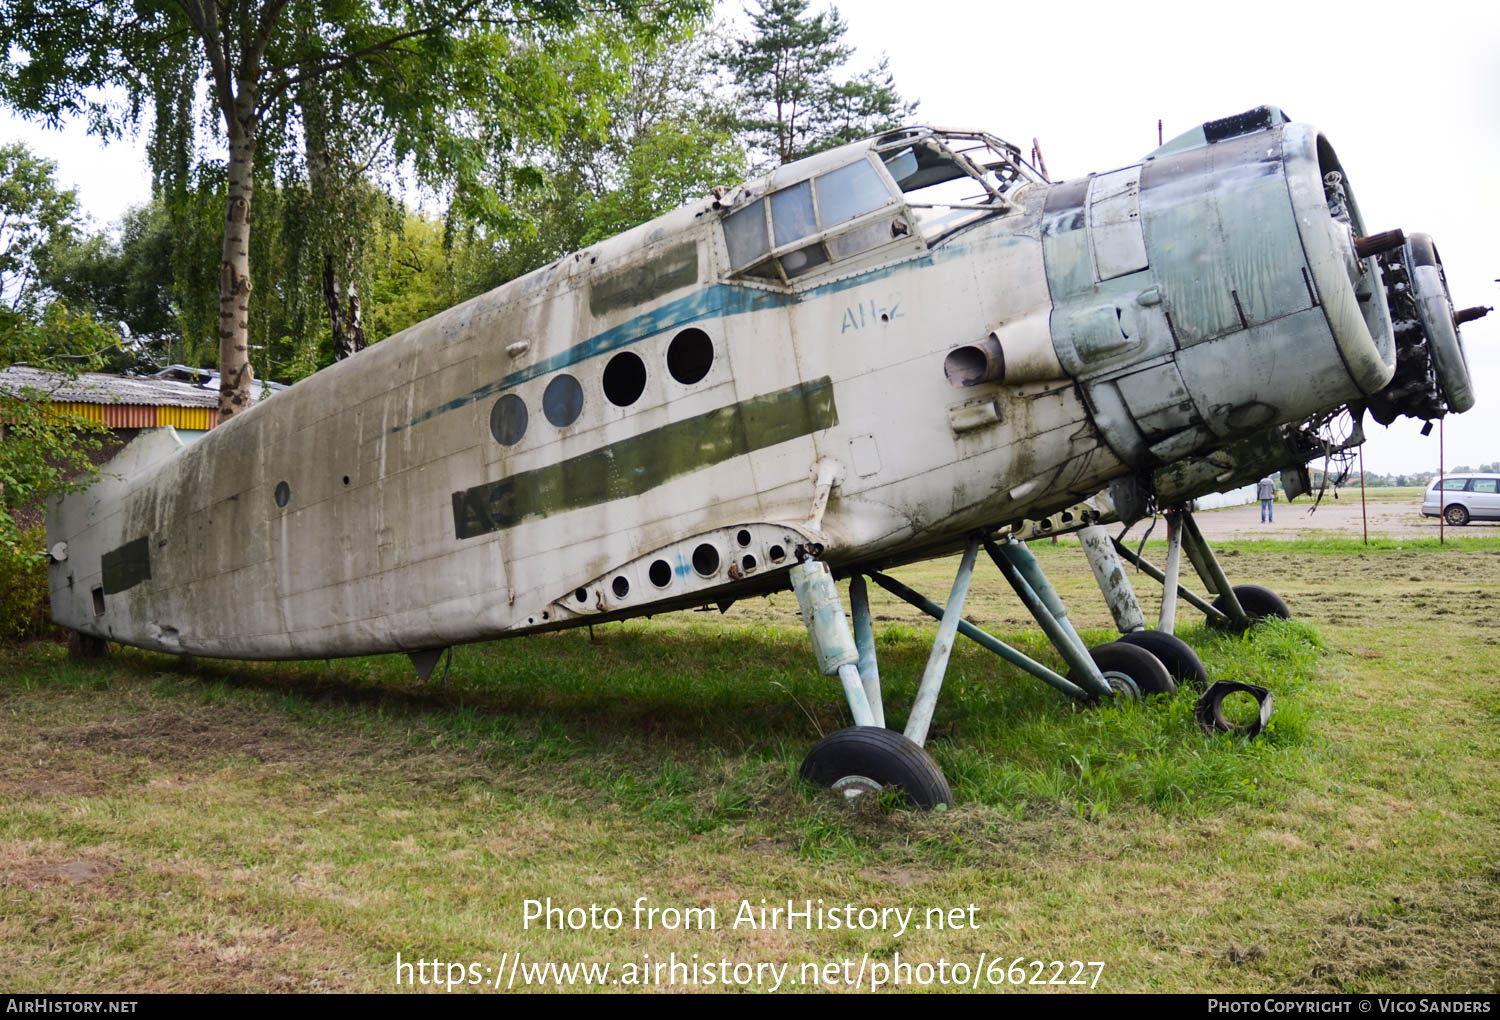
left=1038, top=115, right=1400, bottom=470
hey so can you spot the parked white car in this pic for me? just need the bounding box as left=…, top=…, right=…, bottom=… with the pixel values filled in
left=1421, top=474, right=1500, bottom=525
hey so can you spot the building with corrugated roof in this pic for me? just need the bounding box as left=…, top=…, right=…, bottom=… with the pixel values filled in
left=0, top=364, right=288, bottom=442
left=1, top=363, right=222, bottom=434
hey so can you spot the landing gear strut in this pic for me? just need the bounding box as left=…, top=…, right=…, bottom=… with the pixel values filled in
left=792, top=504, right=1285, bottom=808
left=1096, top=508, right=1292, bottom=635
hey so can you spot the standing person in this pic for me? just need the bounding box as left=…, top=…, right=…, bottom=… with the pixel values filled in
left=1257, top=476, right=1277, bottom=523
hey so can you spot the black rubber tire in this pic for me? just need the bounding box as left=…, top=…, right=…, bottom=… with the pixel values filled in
left=1208, top=583, right=1292, bottom=631
left=1445, top=503, right=1470, bottom=526
left=1072, top=641, right=1176, bottom=698
left=1117, top=630, right=1210, bottom=689
left=800, top=726, right=952, bottom=810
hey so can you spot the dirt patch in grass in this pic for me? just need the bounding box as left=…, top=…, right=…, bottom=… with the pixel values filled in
left=1306, top=883, right=1500, bottom=989
left=3, top=858, right=118, bottom=888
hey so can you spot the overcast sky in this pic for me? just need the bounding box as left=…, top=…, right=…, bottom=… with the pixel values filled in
left=3, top=0, right=1496, bottom=474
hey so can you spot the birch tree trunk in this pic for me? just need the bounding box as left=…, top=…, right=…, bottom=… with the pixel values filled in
left=301, top=79, right=366, bottom=363
left=218, top=95, right=258, bottom=420
left=324, top=245, right=366, bottom=361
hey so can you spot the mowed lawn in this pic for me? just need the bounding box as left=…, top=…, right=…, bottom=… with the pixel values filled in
left=2, top=531, right=1497, bottom=993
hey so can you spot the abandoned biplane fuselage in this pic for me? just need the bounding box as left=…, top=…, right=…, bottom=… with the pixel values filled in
left=47, top=106, right=1480, bottom=807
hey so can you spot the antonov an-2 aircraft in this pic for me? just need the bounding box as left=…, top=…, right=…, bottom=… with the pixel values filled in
left=47, top=106, right=1481, bottom=808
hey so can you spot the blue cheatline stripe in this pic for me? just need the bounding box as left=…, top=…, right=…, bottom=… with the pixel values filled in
left=393, top=252, right=941, bottom=433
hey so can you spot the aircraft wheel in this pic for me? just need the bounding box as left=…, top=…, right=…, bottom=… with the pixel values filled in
left=1444, top=503, right=1470, bottom=526
left=1208, top=584, right=1292, bottom=631
left=1117, top=630, right=1209, bottom=689
left=800, top=727, right=952, bottom=810
left=1075, top=641, right=1176, bottom=700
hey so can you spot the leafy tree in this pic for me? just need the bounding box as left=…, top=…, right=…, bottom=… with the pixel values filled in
left=718, top=0, right=915, bottom=167
left=576, top=20, right=748, bottom=244
left=0, top=142, right=81, bottom=314
left=0, top=0, right=704, bottom=419
left=455, top=17, right=748, bottom=294
left=45, top=201, right=180, bottom=373
left=0, top=144, right=115, bottom=586
left=365, top=211, right=459, bottom=341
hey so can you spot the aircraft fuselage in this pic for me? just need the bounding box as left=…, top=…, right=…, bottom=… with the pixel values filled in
left=48, top=111, right=1418, bottom=660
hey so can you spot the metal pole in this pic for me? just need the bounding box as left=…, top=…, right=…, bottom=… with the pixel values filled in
left=984, top=539, right=1114, bottom=698
left=790, top=559, right=874, bottom=727
left=1078, top=524, right=1146, bottom=634
left=1158, top=510, right=1183, bottom=634
left=990, top=539, right=1094, bottom=663
left=867, top=571, right=1091, bottom=701
left=1439, top=418, right=1445, bottom=545
left=847, top=574, right=885, bottom=728
left=904, top=539, right=980, bottom=747
left=1111, top=536, right=1230, bottom=625
left=1181, top=521, right=1221, bottom=595
left=1359, top=444, right=1368, bottom=545
left=1177, top=514, right=1248, bottom=628
left=836, top=663, right=877, bottom=729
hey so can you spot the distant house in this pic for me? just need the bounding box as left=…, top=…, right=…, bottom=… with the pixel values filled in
left=0, top=363, right=287, bottom=444
left=0, top=364, right=288, bottom=529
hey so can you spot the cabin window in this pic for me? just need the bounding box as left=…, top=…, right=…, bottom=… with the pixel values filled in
left=603, top=351, right=647, bottom=406
left=649, top=559, right=672, bottom=587
left=543, top=374, right=584, bottom=427
left=692, top=543, right=720, bottom=576
left=667, top=328, right=714, bottom=385
left=490, top=394, right=528, bottom=445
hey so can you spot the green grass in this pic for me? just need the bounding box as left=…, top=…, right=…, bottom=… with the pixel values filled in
left=1, top=537, right=1497, bottom=992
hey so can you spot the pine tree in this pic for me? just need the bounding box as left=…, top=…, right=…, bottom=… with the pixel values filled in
left=720, top=0, right=916, bottom=167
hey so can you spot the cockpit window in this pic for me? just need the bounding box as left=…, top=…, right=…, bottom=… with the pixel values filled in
left=771, top=181, right=818, bottom=246
left=720, top=129, right=1042, bottom=284
left=874, top=129, right=1043, bottom=241
left=723, top=198, right=770, bottom=271
left=723, top=154, right=906, bottom=285
left=814, top=160, right=891, bottom=226
left=780, top=243, right=830, bottom=279
left=882, top=143, right=971, bottom=193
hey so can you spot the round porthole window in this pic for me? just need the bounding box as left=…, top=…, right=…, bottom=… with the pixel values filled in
left=602, top=351, right=647, bottom=407
left=649, top=559, right=673, bottom=588
left=489, top=393, right=528, bottom=445
left=274, top=481, right=290, bottom=508
left=692, top=543, right=721, bottom=577
left=543, top=374, right=584, bottom=428
left=667, top=328, right=714, bottom=385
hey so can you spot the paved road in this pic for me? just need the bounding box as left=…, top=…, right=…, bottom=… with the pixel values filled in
left=1188, top=495, right=1496, bottom=541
